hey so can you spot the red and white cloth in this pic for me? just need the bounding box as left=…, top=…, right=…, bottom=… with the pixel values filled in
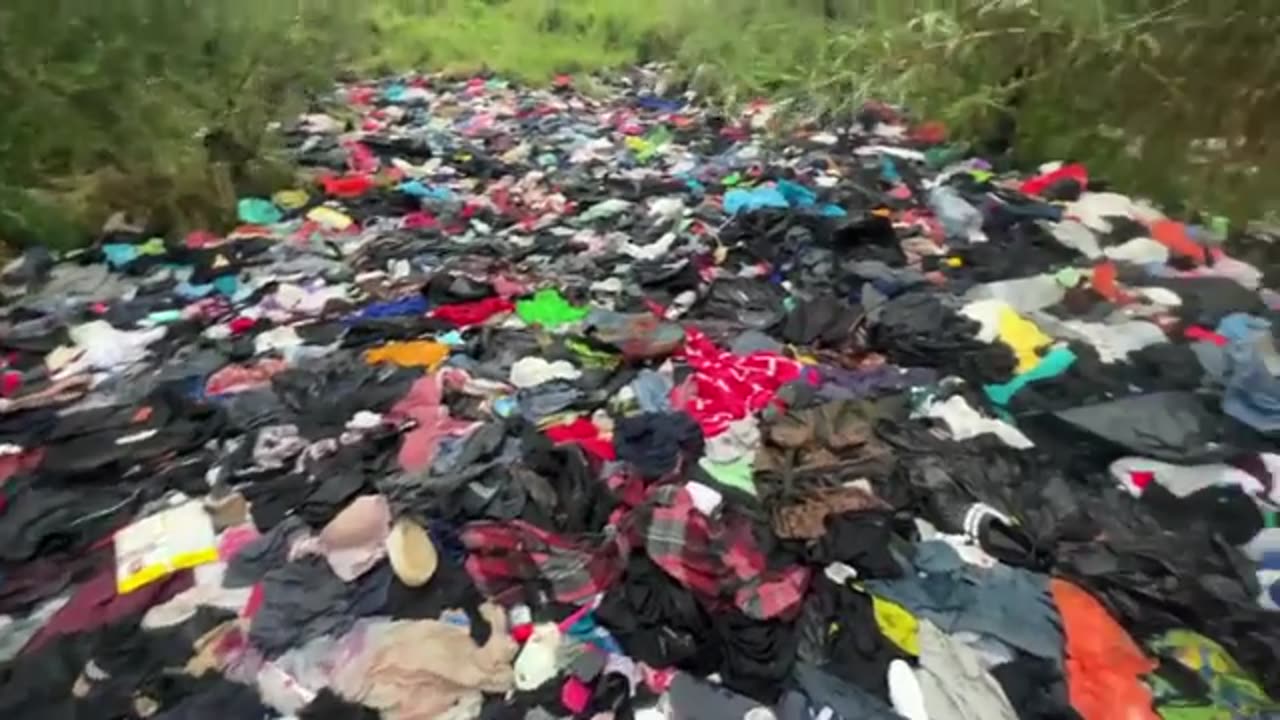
left=671, top=329, right=805, bottom=437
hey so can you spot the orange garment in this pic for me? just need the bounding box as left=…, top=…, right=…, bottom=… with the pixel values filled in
left=1091, top=261, right=1132, bottom=304
left=1149, top=220, right=1206, bottom=265
left=364, top=340, right=448, bottom=370
left=1052, top=579, right=1158, bottom=720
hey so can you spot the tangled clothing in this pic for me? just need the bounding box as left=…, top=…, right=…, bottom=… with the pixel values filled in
left=671, top=328, right=805, bottom=437
left=915, top=394, right=1033, bottom=448
left=206, top=358, right=289, bottom=396
left=296, top=494, right=392, bottom=581
left=966, top=274, right=1068, bottom=315
left=788, top=662, right=904, bottom=720
left=961, top=299, right=1054, bottom=372
left=0, top=482, right=138, bottom=564
left=771, top=482, right=892, bottom=541
left=614, top=412, right=704, bottom=478
left=915, top=619, right=1019, bottom=720
left=807, top=511, right=903, bottom=579
left=224, top=516, right=310, bottom=588
left=515, top=288, right=590, bottom=328
left=871, top=291, right=1018, bottom=384
left=542, top=417, right=615, bottom=460
left=1145, top=629, right=1280, bottom=719
left=249, top=556, right=391, bottom=657
left=778, top=295, right=862, bottom=346
left=22, top=564, right=193, bottom=654
left=1052, top=392, right=1225, bottom=464
left=991, top=656, right=1083, bottom=720
left=1221, top=321, right=1280, bottom=433
left=461, top=519, right=627, bottom=605
left=429, top=297, right=515, bottom=327
left=597, top=554, right=717, bottom=675
left=68, top=320, right=165, bottom=369
left=1148, top=219, right=1208, bottom=265
left=509, top=357, right=581, bottom=388
left=985, top=345, right=1078, bottom=406
left=755, top=400, right=894, bottom=502
left=387, top=374, right=478, bottom=472
left=364, top=340, right=449, bottom=369
left=142, top=563, right=254, bottom=630
left=864, top=542, right=1063, bottom=660
left=1110, top=455, right=1280, bottom=504
left=1030, top=314, right=1167, bottom=364
left=1139, top=276, right=1264, bottom=327
left=632, top=483, right=810, bottom=620
left=1051, top=579, right=1158, bottom=720
left=797, top=578, right=909, bottom=702
left=148, top=671, right=274, bottom=719
left=300, top=689, right=384, bottom=719
left=332, top=604, right=516, bottom=720
left=583, top=309, right=685, bottom=360
left=0, top=375, right=92, bottom=414
left=668, top=673, right=772, bottom=720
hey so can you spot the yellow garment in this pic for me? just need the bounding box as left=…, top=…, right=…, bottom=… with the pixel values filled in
left=307, top=206, right=354, bottom=231
left=273, top=189, right=310, bottom=210
left=364, top=340, right=448, bottom=370
left=873, top=595, right=920, bottom=656
left=997, top=306, right=1052, bottom=373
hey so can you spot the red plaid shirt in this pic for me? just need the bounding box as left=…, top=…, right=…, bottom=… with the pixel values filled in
left=463, top=480, right=809, bottom=620
left=629, top=483, right=810, bottom=620
left=461, top=519, right=629, bottom=605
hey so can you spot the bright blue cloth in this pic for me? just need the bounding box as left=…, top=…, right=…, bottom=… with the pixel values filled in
left=723, top=180, right=844, bottom=217
left=399, top=181, right=454, bottom=201
left=1220, top=315, right=1280, bottom=432
left=345, top=295, right=429, bottom=325
left=102, top=243, right=138, bottom=269
left=1217, top=313, right=1270, bottom=344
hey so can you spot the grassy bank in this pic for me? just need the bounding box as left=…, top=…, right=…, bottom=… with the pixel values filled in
left=2, top=0, right=1277, bottom=248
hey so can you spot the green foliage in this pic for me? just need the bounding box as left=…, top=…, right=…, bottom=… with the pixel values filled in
left=0, top=0, right=357, bottom=245
left=1, top=0, right=1278, bottom=249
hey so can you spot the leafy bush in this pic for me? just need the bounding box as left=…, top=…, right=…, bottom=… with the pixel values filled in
left=0, top=0, right=356, bottom=247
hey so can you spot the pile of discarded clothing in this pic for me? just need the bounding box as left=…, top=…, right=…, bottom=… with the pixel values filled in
left=2, top=66, right=1280, bottom=720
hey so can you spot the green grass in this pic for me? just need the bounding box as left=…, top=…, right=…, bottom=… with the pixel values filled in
left=1, top=0, right=1278, bottom=249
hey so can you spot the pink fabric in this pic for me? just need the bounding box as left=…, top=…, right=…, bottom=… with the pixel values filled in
left=1185, top=326, right=1228, bottom=347
left=388, top=375, right=478, bottom=472
left=205, top=358, right=288, bottom=396
left=217, top=524, right=261, bottom=562
left=671, top=329, right=804, bottom=437
left=561, top=676, right=593, bottom=714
